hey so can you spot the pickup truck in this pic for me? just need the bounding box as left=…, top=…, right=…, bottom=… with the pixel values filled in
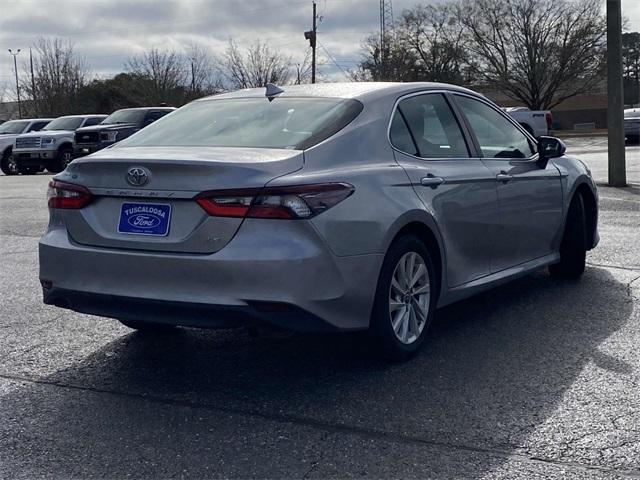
left=13, top=114, right=107, bottom=174
left=504, top=107, right=553, bottom=138
left=624, top=108, right=640, bottom=142
left=74, top=107, right=176, bottom=157
left=0, top=118, right=54, bottom=175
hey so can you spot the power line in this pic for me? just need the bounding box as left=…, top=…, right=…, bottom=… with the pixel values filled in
left=318, top=40, right=350, bottom=79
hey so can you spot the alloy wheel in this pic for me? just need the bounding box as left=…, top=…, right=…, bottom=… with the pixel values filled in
left=6, top=155, right=18, bottom=175
left=61, top=151, right=73, bottom=168
left=388, top=251, right=430, bottom=345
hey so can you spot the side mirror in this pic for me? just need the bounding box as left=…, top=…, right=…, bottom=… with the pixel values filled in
left=537, top=136, right=566, bottom=160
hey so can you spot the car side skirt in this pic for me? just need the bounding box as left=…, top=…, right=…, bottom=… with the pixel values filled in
left=438, top=252, right=560, bottom=308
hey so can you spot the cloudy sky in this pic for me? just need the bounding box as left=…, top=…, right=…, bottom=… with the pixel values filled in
left=1, top=0, right=640, bottom=94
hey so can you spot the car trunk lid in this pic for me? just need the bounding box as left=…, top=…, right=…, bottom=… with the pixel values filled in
left=59, top=146, right=304, bottom=254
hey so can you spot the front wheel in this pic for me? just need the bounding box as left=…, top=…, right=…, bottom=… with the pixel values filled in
left=1, top=150, right=18, bottom=175
left=369, top=235, right=437, bottom=360
left=549, top=194, right=587, bottom=279
left=46, top=148, right=74, bottom=173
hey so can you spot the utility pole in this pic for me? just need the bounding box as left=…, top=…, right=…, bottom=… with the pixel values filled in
left=8, top=49, right=22, bottom=119
left=304, top=1, right=317, bottom=84
left=607, top=0, right=626, bottom=187
left=29, top=48, right=37, bottom=117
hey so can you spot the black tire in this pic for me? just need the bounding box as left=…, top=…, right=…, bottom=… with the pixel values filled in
left=369, top=235, right=437, bottom=361
left=46, top=147, right=74, bottom=173
left=549, top=194, right=587, bottom=279
left=1, top=149, right=18, bottom=175
left=17, top=166, right=40, bottom=175
left=118, top=318, right=177, bottom=332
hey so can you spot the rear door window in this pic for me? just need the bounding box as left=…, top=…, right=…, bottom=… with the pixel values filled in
left=393, top=94, right=469, bottom=159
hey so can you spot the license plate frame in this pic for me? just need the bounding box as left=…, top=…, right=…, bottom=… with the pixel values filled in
left=117, top=202, right=172, bottom=237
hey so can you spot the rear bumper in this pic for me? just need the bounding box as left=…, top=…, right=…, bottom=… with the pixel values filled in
left=43, top=288, right=336, bottom=332
left=39, top=219, right=383, bottom=331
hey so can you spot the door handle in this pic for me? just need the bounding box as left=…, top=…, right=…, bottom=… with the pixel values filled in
left=496, top=172, right=514, bottom=183
left=420, top=175, right=445, bottom=188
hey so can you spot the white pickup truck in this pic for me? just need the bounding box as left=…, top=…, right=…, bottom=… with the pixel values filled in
left=504, top=107, right=553, bottom=138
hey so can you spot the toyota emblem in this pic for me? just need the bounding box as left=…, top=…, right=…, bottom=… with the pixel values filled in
left=126, top=167, right=149, bottom=186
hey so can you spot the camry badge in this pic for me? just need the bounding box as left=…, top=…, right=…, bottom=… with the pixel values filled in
left=126, top=167, right=149, bottom=186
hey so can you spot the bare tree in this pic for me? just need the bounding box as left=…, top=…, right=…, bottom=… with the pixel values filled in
left=186, top=44, right=224, bottom=100
left=354, top=4, right=472, bottom=83
left=401, top=4, right=474, bottom=84
left=126, top=48, right=188, bottom=105
left=21, top=38, right=89, bottom=116
left=457, top=0, right=606, bottom=110
left=352, top=31, right=422, bottom=82
left=222, top=40, right=293, bottom=89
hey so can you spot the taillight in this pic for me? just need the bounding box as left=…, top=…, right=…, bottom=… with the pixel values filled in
left=47, top=180, right=93, bottom=209
left=196, top=183, right=354, bottom=219
left=546, top=112, right=553, bottom=130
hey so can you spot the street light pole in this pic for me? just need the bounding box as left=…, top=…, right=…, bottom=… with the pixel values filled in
left=607, top=0, right=627, bottom=187
left=8, top=49, right=22, bottom=119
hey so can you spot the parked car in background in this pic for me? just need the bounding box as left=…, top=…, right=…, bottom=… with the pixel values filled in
left=74, top=107, right=176, bottom=157
left=13, top=114, right=107, bottom=175
left=0, top=118, right=54, bottom=175
left=504, top=107, right=553, bottom=137
left=624, top=108, right=640, bottom=143
left=40, top=82, right=598, bottom=359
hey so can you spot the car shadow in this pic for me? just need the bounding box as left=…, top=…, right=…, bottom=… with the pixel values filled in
left=0, top=266, right=634, bottom=478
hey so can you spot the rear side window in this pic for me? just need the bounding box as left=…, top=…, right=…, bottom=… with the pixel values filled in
left=145, top=111, right=167, bottom=122
left=28, top=121, right=49, bottom=132
left=455, top=95, right=535, bottom=159
left=84, top=117, right=104, bottom=127
left=117, top=97, right=363, bottom=150
left=392, top=94, right=469, bottom=159
left=389, top=113, right=418, bottom=156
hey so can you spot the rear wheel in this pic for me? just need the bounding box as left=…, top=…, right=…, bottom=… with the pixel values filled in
left=369, top=235, right=437, bottom=360
left=118, top=318, right=177, bottom=332
left=46, top=147, right=74, bottom=173
left=549, top=194, right=587, bottom=279
left=1, top=149, right=18, bottom=175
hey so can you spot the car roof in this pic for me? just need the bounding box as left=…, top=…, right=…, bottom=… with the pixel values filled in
left=113, top=107, right=176, bottom=111
left=54, top=114, right=108, bottom=118
left=197, top=82, right=482, bottom=102
left=6, top=118, right=55, bottom=122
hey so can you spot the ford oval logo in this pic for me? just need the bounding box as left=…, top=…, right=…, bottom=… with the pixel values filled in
left=127, top=213, right=161, bottom=228
left=126, top=167, right=149, bottom=186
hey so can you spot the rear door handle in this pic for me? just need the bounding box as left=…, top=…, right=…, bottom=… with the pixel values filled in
left=420, top=176, right=445, bottom=188
left=496, top=173, right=514, bottom=183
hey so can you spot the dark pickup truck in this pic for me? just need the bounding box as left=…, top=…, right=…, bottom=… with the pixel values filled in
left=74, top=107, right=175, bottom=157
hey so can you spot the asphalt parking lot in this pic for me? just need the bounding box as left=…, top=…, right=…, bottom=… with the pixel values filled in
left=1, top=138, right=639, bottom=479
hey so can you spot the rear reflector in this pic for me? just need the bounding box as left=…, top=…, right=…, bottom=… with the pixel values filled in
left=47, top=180, right=93, bottom=209
left=196, top=183, right=354, bottom=219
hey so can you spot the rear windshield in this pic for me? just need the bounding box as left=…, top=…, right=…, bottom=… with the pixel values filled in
left=625, top=110, right=640, bottom=119
left=43, top=117, right=84, bottom=131
left=103, top=109, right=146, bottom=125
left=117, top=97, right=364, bottom=150
left=0, top=120, right=28, bottom=134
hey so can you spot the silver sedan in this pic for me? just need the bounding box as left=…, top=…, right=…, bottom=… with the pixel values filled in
left=40, top=82, right=598, bottom=359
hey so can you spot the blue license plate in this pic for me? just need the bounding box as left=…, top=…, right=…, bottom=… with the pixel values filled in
left=118, top=202, right=171, bottom=236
